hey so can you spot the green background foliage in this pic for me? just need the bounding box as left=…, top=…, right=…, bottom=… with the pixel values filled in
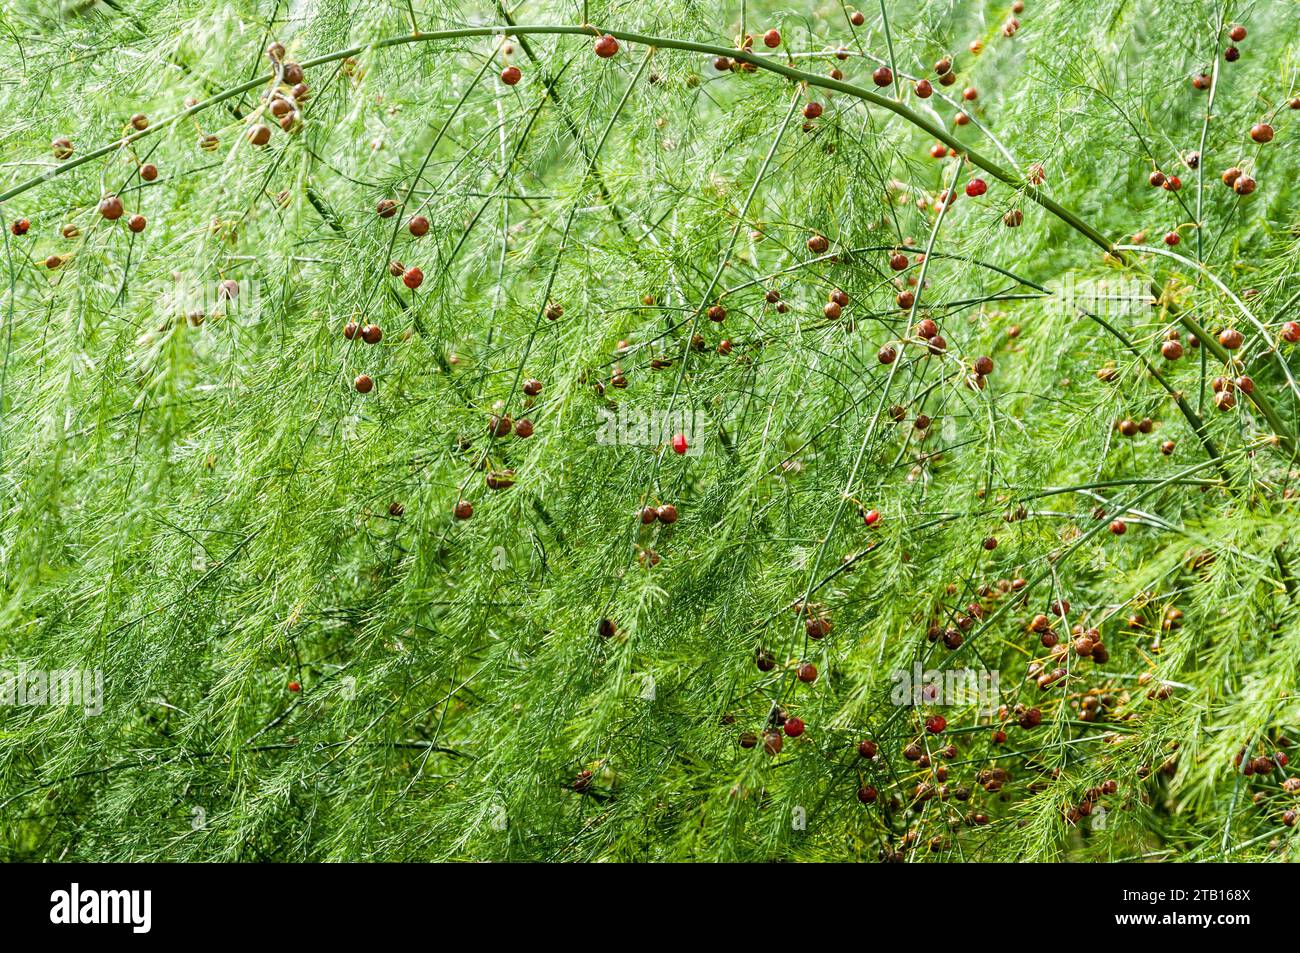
left=0, top=0, right=1298, bottom=861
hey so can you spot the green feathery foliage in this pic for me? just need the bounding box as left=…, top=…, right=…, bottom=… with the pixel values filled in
left=0, top=0, right=1298, bottom=862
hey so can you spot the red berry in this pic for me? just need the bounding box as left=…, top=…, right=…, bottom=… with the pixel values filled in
left=962, top=87, right=977, bottom=101
left=857, top=739, right=878, bottom=759
left=863, top=509, right=881, bottom=527
left=454, top=500, right=473, bottom=520
left=671, top=433, right=688, bottom=454
left=797, top=663, right=818, bottom=683
left=872, top=66, right=892, bottom=87
left=1164, top=231, right=1180, bottom=246
left=851, top=11, right=866, bottom=26
left=965, top=177, right=987, bottom=197
left=763, top=29, right=781, bottom=48
left=1163, top=175, right=1181, bottom=192
left=288, top=680, right=301, bottom=693
left=1250, top=123, right=1274, bottom=144
left=925, top=714, right=947, bottom=734
left=914, top=79, right=933, bottom=98
left=127, top=214, right=147, bottom=233
left=403, top=266, right=424, bottom=289
left=594, top=34, right=619, bottom=58
left=99, top=195, right=124, bottom=220
left=889, top=252, right=909, bottom=271
left=1110, top=519, right=1127, bottom=535
left=1281, top=321, right=1300, bottom=343
left=1219, top=328, right=1243, bottom=349
left=1228, top=24, right=1246, bottom=41
left=10, top=218, right=29, bottom=236
left=354, top=374, right=374, bottom=393
left=982, top=536, right=997, bottom=550
left=408, top=215, right=430, bottom=237
left=140, top=163, right=158, bottom=181
left=784, top=717, right=805, bottom=737
left=857, top=785, right=877, bottom=803
left=501, top=65, right=521, bottom=85
left=803, top=101, right=823, bottom=119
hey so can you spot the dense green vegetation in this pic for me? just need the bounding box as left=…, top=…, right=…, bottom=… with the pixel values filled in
left=1, top=0, right=1298, bottom=861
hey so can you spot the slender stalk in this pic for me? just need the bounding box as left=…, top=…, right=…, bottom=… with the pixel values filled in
left=877, top=0, right=901, bottom=101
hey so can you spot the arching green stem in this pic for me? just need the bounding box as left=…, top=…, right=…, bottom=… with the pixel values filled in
left=3, top=22, right=1293, bottom=455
